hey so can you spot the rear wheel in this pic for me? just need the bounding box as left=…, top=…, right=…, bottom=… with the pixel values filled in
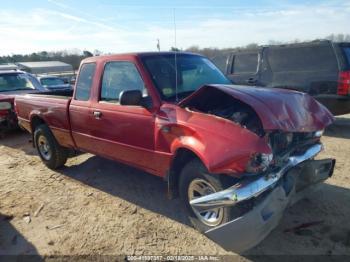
left=179, top=159, right=238, bottom=232
left=34, top=124, right=68, bottom=169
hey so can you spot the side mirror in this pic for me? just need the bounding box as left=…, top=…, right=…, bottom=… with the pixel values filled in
left=119, top=90, right=142, bottom=106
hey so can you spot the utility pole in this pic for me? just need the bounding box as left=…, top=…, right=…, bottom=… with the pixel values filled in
left=157, top=39, right=160, bottom=52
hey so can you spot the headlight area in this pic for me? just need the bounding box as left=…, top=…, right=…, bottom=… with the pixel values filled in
left=245, top=130, right=326, bottom=175
left=0, top=102, right=13, bottom=120
left=0, top=101, right=12, bottom=111
left=314, top=130, right=324, bottom=138
left=246, top=152, right=273, bottom=173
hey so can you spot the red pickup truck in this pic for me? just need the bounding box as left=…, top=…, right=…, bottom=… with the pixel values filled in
left=15, top=52, right=336, bottom=252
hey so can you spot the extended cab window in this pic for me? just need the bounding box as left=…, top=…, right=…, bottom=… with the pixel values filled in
left=232, top=53, right=258, bottom=74
left=75, top=63, right=96, bottom=101
left=100, top=61, right=145, bottom=103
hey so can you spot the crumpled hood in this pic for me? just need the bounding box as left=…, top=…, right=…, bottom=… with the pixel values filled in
left=179, top=85, right=335, bottom=132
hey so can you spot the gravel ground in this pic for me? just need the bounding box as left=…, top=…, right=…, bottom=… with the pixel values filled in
left=0, top=115, right=349, bottom=260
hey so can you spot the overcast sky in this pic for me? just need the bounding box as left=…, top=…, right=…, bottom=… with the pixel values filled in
left=0, top=0, right=349, bottom=55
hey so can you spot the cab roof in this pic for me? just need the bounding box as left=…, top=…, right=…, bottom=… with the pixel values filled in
left=81, top=51, right=203, bottom=64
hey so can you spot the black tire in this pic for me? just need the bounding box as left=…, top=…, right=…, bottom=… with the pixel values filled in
left=34, top=124, right=68, bottom=169
left=179, top=159, right=238, bottom=232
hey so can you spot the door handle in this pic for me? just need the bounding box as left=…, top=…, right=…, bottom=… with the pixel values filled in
left=246, top=78, right=257, bottom=84
left=93, top=111, right=102, bottom=119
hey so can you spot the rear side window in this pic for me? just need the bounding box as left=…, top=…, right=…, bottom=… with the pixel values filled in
left=75, top=63, right=96, bottom=101
left=232, top=53, right=258, bottom=74
left=342, top=47, right=350, bottom=65
left=268, top=45, right=338, bottom=72
left=100, top=61, right=145, bottom=103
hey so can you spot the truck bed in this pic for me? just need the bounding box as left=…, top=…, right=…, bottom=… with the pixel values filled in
left=15, top=90, right=75, bottom=148
left=28, top=89, right=74, bottom=99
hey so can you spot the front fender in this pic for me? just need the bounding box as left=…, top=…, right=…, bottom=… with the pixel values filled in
left=156, top=108, right=271, bottom=176
left=169, top=133, right=208, bottom=168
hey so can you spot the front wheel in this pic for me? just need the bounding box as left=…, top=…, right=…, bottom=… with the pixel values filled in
left=179, top=159, right=238, bottom=232
left=34, top=124, right=68, bottom=169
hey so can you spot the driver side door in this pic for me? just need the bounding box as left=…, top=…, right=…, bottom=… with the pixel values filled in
left=89, top=61, right=157, bottom=173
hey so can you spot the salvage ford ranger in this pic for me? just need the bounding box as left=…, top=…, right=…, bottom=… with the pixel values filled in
left=15, top=52, right=336, bottom=252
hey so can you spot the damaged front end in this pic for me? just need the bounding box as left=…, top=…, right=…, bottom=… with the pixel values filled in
left=191, top=144, right=335, bottom=252
left=181, top=85, right=336, bottom=252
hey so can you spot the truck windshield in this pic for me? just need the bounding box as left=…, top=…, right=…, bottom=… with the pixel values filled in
left=0, top=73, right=35, bottom=92
left=141, top=54, right=231, bottom=101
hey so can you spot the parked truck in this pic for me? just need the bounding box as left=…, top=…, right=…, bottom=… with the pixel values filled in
left=0, top=69, right=45, bottom=134
left=15, top=52, right=336, bottom=252
left=225, top=40, right=350, bottom=115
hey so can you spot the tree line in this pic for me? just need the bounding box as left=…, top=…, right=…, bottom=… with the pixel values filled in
left=0, top=34, right=349, bottom=71
left=0, top=50, right=96, bottom=70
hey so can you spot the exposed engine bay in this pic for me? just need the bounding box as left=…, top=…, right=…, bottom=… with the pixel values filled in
left=209, top=103, right=264, bottom=137
left=182, top=87, right=265, bottom=136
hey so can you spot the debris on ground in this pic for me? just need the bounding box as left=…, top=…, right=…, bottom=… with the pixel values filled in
left=46, top=224, right=64, bottom=230
left=23, top=215, right=31, bottom=224
left=131, top=207, right=137, bottom=215
left=284, top=221, right=324, bottom=234
left=34, top=204, right=44, bottom=217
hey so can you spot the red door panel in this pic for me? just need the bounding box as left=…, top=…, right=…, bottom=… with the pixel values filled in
left=88, top=103, right=157, bottom=173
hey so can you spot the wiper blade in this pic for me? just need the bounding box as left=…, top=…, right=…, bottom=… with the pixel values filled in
left=166, top=91, right=194, bottom=100
left=0, top=88, right=33, bottom=92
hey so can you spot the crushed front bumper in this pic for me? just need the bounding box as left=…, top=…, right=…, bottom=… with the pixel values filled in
left=190, top=143, right=335, bottom=253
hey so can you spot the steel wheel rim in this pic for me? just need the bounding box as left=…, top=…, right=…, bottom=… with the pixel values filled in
left=38, top=135, right=52, bottom=161
left=188, top=178, right=224, bottom=227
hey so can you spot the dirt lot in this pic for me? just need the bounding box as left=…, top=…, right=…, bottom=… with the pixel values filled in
left=0, top=115, right=350, bottom=259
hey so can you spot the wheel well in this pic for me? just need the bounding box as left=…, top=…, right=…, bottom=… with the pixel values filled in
left=168, top=148, right=201, bottom=199
left=31, top=116, right=46, bottom=133
left=30, top=116, right=46, bottom=147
